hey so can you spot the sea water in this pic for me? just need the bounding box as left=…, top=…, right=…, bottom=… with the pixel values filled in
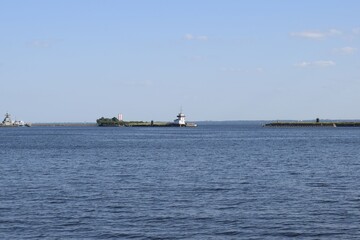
left=1, top=124, right=360, bottom=239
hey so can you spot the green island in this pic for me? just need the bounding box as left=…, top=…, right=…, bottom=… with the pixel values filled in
left=96, top=117, right=179, bottom=127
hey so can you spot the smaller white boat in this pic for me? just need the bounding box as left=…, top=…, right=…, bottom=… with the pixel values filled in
left=173, top=111, right=197, bottom=127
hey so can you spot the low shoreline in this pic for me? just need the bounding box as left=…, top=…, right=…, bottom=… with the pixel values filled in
left=98, top=121, right=197, bottom=127
left=15, top=121, right=360, bottom=128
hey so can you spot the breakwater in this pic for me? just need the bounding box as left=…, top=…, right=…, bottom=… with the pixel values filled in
left=264, top=122, right=360, bottom=127
left=99, top=121, right=196, bottom=127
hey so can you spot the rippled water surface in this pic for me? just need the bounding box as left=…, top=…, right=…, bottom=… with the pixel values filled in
left=1, top=124, right=360, bottom=239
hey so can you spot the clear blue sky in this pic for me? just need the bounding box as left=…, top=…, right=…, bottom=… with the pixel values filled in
left=1, top=0, right=360, bottom=122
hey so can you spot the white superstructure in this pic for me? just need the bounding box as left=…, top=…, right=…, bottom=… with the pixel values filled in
left=2, top=113, right=13, bottom=126
left=174, top=112, right=186, bottom=126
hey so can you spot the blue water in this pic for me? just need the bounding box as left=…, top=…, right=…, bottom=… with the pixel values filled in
left=1, top=124, right=360, bottom=239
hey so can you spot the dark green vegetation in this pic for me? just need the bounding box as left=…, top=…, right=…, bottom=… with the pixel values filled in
left=96, top=117, right=125, bottom=127
left=96, top=117, right=175, bottom=127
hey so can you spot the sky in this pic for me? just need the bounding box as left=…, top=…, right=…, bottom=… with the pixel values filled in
left=1, top=0, right=360, bottom=122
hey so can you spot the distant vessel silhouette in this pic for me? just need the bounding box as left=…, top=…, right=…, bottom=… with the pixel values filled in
left=173, top=111, right=197, bottom=127
left=0, top=113, right=31, bottom=127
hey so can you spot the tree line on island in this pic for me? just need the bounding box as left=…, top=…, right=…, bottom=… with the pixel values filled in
left=96, top=117, right=166, bottom=127
left=96, top=117, right=124, bottom=126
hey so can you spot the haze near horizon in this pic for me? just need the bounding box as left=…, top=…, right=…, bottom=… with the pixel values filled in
left=1, top=1, right=360, bottom=122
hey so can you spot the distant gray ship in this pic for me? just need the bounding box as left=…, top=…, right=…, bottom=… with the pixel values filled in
left=0, top=113, right=31, bottom=127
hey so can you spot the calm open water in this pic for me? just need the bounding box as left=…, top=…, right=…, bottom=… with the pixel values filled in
left=1, top=123, right=360, bottom=239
